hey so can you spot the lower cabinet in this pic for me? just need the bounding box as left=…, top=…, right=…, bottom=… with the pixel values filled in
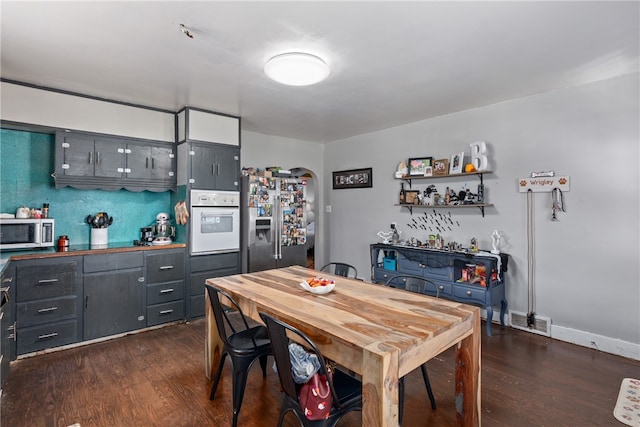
left=14, top=257, right=82, bottom=355
left=145, top=248, right=185, bottom=327
left=83, top=252, right=145, bottom=341
left=189, top=252, right=240, bottom=319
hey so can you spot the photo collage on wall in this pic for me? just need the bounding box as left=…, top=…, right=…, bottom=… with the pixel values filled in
left=280, top=179, right=306, bottom=247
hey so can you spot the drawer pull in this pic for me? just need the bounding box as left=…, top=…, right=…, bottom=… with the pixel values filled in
left=160, top=288, right=174, bottom=294
left=159, top=309, right=174, bottom=315
left=38, top=332, right=58, bottom=340
left=466, top=291, right=472, bottom=296
left=438, top=286, right=444, bottom=291
left=38, top=279, right=59, bottom=284
left=159, top=265, right=174, bottom=270
left=37, top=306, right=59, bottom=313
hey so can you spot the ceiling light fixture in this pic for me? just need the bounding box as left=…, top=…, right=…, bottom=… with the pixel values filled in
left=264, top=52, right=330, bottom=86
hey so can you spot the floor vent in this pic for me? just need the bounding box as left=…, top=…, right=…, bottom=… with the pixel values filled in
left=510, top=311, right=551, bottom=337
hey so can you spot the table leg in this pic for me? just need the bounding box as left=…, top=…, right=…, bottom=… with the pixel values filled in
left=455, top=312, right=481, bottom=426
left=362, top=343, right=399, bottom=427
left=204, top=293, right=223, bottom=381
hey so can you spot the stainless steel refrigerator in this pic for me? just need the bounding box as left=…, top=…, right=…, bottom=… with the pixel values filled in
left=241, top=175, right=309, bottom=273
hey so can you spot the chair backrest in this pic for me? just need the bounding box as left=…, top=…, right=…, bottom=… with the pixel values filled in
left=205, top=284, right=260, bottom=348
left=320, top=262, right=357, bottom=278
left=385, top=275, right=440, bottom=298
left=259, top=312, right=341, bottom=407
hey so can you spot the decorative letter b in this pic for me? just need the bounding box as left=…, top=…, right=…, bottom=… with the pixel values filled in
left=469, top=141, right=489, bottom=171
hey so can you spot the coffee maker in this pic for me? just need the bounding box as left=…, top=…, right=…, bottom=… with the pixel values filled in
left=151, top=212, right=175, bottom=245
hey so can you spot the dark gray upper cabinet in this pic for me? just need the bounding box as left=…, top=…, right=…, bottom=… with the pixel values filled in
left=55, top=131, right=176, bottom=192
left=188, top=142, right=239, bottom=190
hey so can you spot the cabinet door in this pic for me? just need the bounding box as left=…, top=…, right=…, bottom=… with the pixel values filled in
left=190, top=144, right=217, bottom=189
left=125, top=144, right=152, bottom=180
left=94, top=140, right=124, bottom=178
left=61, top=135, right=95, bottom=177
left=214, top=146, right=240, bottom=190
left=83, top=269, right=144, bottom=340
left=150, top=145, right=175, bottom=181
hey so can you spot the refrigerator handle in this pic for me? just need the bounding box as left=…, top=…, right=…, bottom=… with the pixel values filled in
left=275, top=195, right=282, bottom=259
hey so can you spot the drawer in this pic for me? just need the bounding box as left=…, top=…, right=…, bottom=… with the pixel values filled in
left=17, top=320, right=78, bottom=355
left=16, top=262, right=78, bottom=301
left=16, top=295, right=77, bottom=327
left=146, top=250, right=185, bottom=283
left=430, top=281, right=452, bottom=298
left=453, top=284, right=488, bottom=304
left=397, top=254, right=424, bottom=275
left=189, top=294, right=205, bottom=318
left=84, top=252, right=143, bottom=273
left=146, top=300, right=184, bottom=326
left=147, top=280, right=185, bottom=305
left=190, top=267, right=239, bottom=296
left=190, top=252, right=239, bottom=273
left=373, top=268, right=394, bottom=285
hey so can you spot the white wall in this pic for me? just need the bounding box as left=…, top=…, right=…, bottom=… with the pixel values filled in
left=240, top=130, right=326, bottom=267
left=323, top=73, right=639, bottom=358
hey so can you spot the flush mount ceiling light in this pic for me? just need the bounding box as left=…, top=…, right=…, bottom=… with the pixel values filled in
left=264, top=52, right=330, bottom=86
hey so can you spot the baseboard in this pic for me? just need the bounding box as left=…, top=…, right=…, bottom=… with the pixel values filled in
left=551, top=325, right=640, bottom=361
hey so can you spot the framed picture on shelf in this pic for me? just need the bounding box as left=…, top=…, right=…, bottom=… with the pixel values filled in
left=449, top=152, right=464, bottom=174
left=424, top=166, right=433, bottom=177
left=433, top=159, right=449, bottom=176
left=408, top=157, right=433, bottom=176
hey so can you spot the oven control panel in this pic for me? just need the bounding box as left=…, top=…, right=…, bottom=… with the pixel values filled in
left=191, top=190, right=240, bottom=207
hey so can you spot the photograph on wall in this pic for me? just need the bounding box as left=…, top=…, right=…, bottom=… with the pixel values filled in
left=332, top=167, right=373, bottom=189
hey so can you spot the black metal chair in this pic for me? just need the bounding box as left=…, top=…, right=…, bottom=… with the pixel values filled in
left=385, top=275, right=438, bottom=423
left=259, top=312, right=362, bottom=427
left=205, top=284, right=273, bottom=427
left=320, top=262, right=358, bottom=279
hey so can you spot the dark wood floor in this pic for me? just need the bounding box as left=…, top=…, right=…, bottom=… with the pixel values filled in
left=2, top=319, right=638, bottom=426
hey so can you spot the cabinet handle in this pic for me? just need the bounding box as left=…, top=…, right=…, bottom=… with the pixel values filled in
left=160, top=288, right=174, bottom=294
left=146, top=157, right=149, bottom=168
left=38, top=278, right=59, bottom=284
left=37, top=306, right=58, bottom=313
left=466, top=290, right=472, bottom=296
left=438, top=285, right=444, bottom=291
left=159, top=265, right=174, bottom=270
left=88, top=152, right=92, bottom=164
left=151, top=158, right=155, bottom=169
left=38, top=332, right=58, bottom=340
left=96, top=151, right=100, bottom=164
left=419, top=263, right=426, bottom=269
left=159, top=309, right=174, bottom=315
left=216, top=164, right=220, bottom=176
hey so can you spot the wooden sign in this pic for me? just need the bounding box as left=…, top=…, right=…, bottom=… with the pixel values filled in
left=518, top=175, right=571, bottom=193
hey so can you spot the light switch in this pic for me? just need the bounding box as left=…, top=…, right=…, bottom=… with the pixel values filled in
left=325, top=205, right=332, bottom=213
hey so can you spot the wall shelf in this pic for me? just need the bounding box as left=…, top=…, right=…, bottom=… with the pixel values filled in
left=396, top=170, right=493, bottom=217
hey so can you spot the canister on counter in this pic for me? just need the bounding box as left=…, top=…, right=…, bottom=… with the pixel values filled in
left=57, top=235, right=69, bottom=251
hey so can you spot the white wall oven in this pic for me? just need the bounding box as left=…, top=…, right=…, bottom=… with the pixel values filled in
left=190, top=190, right=240, bottom=255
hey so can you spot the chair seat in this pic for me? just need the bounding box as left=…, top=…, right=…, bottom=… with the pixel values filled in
left=330, top=369, right=362, bottom=405
left=227, top=325, right=271, bottom=353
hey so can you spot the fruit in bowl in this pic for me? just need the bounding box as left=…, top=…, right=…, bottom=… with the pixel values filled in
left=300, top=277, right=336, bottom=294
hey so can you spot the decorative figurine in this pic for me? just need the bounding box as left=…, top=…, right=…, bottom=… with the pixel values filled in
left=491, top=229, right=502, bottom=254
left=470, top=237, right=478, bottom=252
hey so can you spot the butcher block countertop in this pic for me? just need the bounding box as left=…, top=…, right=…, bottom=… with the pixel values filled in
left=0, top=242, right=186, bottom=271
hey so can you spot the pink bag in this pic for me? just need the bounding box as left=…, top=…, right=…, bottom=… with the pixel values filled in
left=299, top=373, right=333, bottom=420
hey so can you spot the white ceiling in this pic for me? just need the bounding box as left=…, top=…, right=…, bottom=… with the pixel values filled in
left=1, top=1, right=638, bottom=143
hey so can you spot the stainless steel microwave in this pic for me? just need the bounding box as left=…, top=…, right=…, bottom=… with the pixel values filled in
left=0, top=218, right=55, bottom=251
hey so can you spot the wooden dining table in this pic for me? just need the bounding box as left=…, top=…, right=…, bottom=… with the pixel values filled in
left=205, top=266, right=481, bottom=427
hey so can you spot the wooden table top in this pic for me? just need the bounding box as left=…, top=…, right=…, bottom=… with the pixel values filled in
left=207, top=265, right=479, bottom=377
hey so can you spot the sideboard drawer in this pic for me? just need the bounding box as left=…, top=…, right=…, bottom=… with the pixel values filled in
left=453, top=285, right=487, bottom=304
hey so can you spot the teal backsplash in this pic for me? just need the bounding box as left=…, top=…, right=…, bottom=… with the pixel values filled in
left=1, top=129, right=175, bottom=245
